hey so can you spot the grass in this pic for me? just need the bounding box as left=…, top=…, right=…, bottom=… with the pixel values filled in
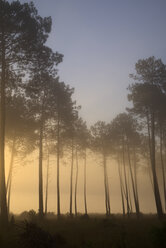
left=0, top=212, right=166, bottom=248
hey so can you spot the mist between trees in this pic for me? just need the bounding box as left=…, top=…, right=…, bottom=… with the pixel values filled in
left=0, top=0, right=166, bottom=228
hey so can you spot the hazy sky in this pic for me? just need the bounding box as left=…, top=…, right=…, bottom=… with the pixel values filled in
left=16, top=0, right=166, bottom=125
left=8, top=0, right=166, bottom=214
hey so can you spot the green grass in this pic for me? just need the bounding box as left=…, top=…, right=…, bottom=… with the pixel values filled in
left=0, top=213, right=166, bottom=248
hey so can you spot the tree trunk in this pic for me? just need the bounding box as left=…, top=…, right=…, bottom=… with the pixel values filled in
left=159, top=125, right=166, bottom=211
left=103, top=154, right=109, bottom=215
left=69, top=138, right=74, bottom=216
left=122, top=139, right=130, bottom=217
left=45, top=151, right=49, bottom=215
left=6, top=137, right=15, bottom=193
left=127, top=170, right=133, bottom=213
left=74, top=148, right=78, bottom=216
left=7, top=138, right=15, bottom=215
left=105, top=160, right=111, bottom=215
left=127, top=143, right=140, bottom=218
left=133, top=147, right=140, bottom=216
left=118, top=158, right=125, bottom=217
left=39, top=119, right=44, bottom=218
left=57, top=115, right=60, bottom=217
left=84, top=150, right=88, bottom=215
left=147, top=113, right=155, bottom=190
left=0, top=27, right=8, bottom=226
left=150, top=111, right=163, bottom=218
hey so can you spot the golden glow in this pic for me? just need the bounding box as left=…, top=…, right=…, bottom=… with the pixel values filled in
left=5, top=148, right=155, bottom=214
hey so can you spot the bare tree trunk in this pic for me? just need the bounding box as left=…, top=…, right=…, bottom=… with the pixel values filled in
left=57, top=116, right=61, bottom=217
left=84, top=150, right=88, bottom=215
left=133, top=147, right=140, bottom=216
left=7, top=177, right=12, bottom=216
left=159, top=125, right=166, bottom=211
left=39, top=119, right=44, bottom=218
left=147, top=114, right=154, bottom=191
left=118, top=158, right=125, bottom=217
left=6, top=137, right=15, bottom=193
left=69, top=138, right=74, bottom=216
left=147, top=112, right=152, bottom=160
left=45, top=151, right=49, bottom=215
left=127, top=143, right=140, bottom=218
left=74, top=148, right=78, bottom=216
left=0, top=27, right=8, bottom=226
left=105, top=160, right=111, bottom=215
left=7, top=138, right=15, bottom=215
left=127, top=170, right=133, bottom=213
left=150, top=111, right=163, bottom=218
left=122, top=140, right=130, bottom=217
left=103, top=154, right=110, bottom=215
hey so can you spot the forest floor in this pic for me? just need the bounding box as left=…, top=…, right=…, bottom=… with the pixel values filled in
left=0, top=212, right=166, bottom=248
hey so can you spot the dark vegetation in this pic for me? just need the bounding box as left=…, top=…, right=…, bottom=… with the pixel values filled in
left=1, top=212, right=166, bottom=248
left=0, top=0, right=166, bottom=247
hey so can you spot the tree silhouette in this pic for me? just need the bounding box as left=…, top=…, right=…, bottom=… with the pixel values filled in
left=90, top=121, right=111, bottom=216
left=6, top=93, right=37, bottom=215
left=128, top=56, right=166, bottom=218
left=72, top=117, right=89, bottom=216
left=110, top=113, right=141, bottom=218
left=48, top=78, right=76, bottom=216
left=0, top=0, right=57, bottom=225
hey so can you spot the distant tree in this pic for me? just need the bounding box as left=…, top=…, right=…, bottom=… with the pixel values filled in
left=64, top=109, right=79, bottom=217
left=78, top=122, right=90, bottom=216
left=110, top=113, right=141, bottom=218
left=48, top=78, right=76, bottom=217
left=72, top=117, right=89, bottom=216
left=43, top=134, right=51, bottom=215
left=26, top=73, right=55, bottom=218
left=90, top=121, right=111, bottom=216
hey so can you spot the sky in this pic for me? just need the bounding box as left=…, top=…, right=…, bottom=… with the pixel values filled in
left=7, top=0, right=166, bottom=214
left=18, top=0, right=166, bottom=126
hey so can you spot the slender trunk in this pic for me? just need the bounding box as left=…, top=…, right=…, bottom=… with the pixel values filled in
left=159, top=125, right=166, bottom=211
left=127, top=170, right=133, bottom=213
left=7, top=138, right=15, bottom=215
left=105, top=160, right=111, bottom=215
left=133, top=147, right=140, bottom=216
left=39, top=118, right=44, bottom=218
left=127, top=142, right=140, bottom=218
left=120, top=154, right=127, bottom=200
left=147, top=113, right=154, bottom=191
left=103, top=154, right=109, bottom=215
left=7, top=137, right=15, bottom=193
left=7, top=177, right=12, bottom=216
left=84, top=150, right=88, bottom=215
left=69, top=138, right=74, bottom=216
left=74, top=148, right=78, bottom=216
left=45, top=151, right=49, bottom=215
left=122, top=139, right=130, bottom=217
left=0, top=26, right=8, bottom=226
left=147, top=112, right=152, bottom=160
left=118, top=158, right=125, bottom=217
left=57, top=115, right=60, bottom=216
left=147, top=159, right=154, bottom=191
left=150, top=111, right=163, bottom=218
